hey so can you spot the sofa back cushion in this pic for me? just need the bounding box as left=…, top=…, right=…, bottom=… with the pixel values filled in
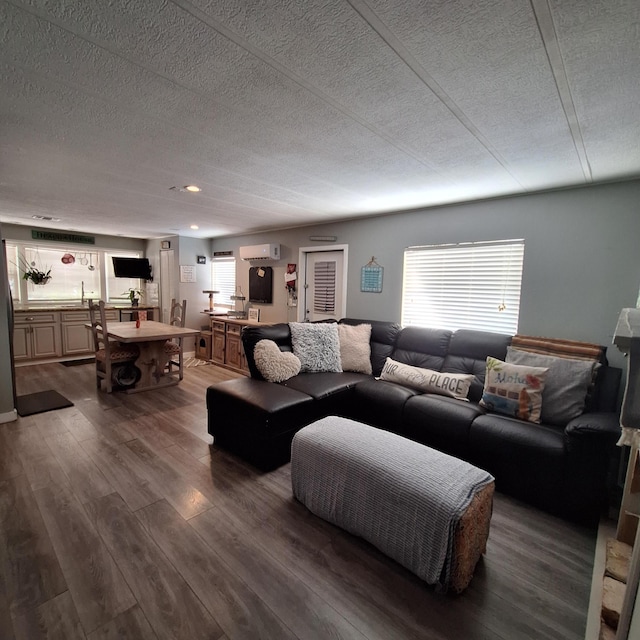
left=339, top=318, right=401, bottom=376
left=390, top=327, right=452, bottom=371
left=442, top=330, right=512, bottom=402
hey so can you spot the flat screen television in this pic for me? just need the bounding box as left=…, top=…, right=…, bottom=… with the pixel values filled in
left=112, top=257, right=152, bottom=281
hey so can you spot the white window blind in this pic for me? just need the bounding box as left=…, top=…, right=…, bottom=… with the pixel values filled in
left=211, top=258, right=236, bottom=308
left=313, top=261, right=336, bottom=313
left=402, top=239, right=525, bottom=334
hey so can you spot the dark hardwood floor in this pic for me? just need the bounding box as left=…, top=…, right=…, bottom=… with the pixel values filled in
left=1, top=360, right=597, bottom=639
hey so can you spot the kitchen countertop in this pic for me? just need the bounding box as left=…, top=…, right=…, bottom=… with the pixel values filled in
left=14, top=304, right=159, bottom=312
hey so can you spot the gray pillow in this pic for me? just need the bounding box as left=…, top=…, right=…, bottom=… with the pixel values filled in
left=505, top=347, right=598, bottom=426
left=289, top=322, right=342, bottom=373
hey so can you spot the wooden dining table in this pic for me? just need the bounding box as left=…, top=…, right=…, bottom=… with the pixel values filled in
left=99, top=320, right=200, bottom=393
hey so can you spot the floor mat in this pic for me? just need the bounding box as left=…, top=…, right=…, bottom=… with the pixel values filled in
left=16, top=390, right=74, bottom=417
left=61, top=357, right=95, bottom=366
left=185, top=357, right=212, bottom=368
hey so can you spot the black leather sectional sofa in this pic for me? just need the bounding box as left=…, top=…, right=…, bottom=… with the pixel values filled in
left=206, top=318, right=622, bottom=523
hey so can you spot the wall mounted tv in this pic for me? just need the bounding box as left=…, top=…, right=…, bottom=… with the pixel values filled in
left=112, top=257, right=152, bottom=281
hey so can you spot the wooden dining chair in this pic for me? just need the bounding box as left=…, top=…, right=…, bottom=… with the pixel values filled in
left=164, top=299, right=187, bottom=380
left=88, top=300, right=140, bottom=393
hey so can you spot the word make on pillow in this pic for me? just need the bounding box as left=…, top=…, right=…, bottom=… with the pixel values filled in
left=480, top=357, right=548, bottom=423
left=253, top=339, right=301, bottom=382
left=379, top=358, right=474, bottom=401
left=505, top=347, right=598, bottom=426
left=289, top=322, right=342, bottom=373
left=337, top=323, right=372, bottom=374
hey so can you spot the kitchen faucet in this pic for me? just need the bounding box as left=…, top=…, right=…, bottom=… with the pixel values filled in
left=80, top=280, right=93, bottom=306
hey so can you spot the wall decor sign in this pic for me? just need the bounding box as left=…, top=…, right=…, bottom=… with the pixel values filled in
left=361, top=257, right=383, bottom=293
left=197, top=255, right=207, bottom=264
left=31, top=229, right=95, bottom=244
left=179, top=265, right=197, bottom=283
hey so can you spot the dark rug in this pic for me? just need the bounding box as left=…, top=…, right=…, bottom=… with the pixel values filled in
left=61, top=357, right=95, bottom=366
left=16, top=390, right=74, bottom=417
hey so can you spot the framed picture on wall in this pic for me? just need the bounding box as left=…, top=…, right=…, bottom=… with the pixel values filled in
left=248, top=308, right=260, bottom=322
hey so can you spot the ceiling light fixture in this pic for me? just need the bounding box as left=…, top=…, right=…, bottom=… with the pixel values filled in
left=32, top=215, right=61, bottom=222
left=190, top=225, right=199, bottom=230
left=169, top=185, right=202, bottom=193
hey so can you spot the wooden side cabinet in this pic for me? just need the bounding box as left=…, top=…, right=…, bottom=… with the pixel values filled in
left=211, top=320, right=226, bottom=365
left=208, top=318, right=259, bottom=374
left=225, top=323, right=247, bottom=372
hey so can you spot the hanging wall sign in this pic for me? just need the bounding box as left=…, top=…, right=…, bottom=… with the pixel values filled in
left=361, top=257, right=383, bottom=293
left=31, top=229, right=95, bottom=244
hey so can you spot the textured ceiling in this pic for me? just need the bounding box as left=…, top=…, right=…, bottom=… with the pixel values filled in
left=0, top=0, right=638, bottom=239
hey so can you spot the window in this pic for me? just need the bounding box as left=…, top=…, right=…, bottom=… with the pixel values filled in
left=402, top=239, right=525, bottom=334
left=210, top=258, right=236, bottom=308
left=105, top=251, right=143, bottom=303
left=313, top=261, right=336, bottom=313
left=6, top=243, right=142, bottom=304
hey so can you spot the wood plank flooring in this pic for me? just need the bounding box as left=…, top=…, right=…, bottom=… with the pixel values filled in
left=1, top=360, right=598, bottom=639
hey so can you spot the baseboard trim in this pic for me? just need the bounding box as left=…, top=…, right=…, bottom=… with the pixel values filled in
left=0, top=408, right=18, bottom=424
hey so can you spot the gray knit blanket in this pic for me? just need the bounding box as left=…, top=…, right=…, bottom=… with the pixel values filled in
left=291, top=416, right=494, bottom=590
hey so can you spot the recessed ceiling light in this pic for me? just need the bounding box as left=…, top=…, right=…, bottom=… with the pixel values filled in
left=190, top=225, right=199, bottom=230
left=169, top=185, right=202, bottom=193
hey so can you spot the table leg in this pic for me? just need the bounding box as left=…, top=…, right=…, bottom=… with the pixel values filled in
left=126, top=340, right=178, bottom=393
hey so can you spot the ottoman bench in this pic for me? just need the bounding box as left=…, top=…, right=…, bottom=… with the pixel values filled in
left=291, top=416, right=495, bottom=593
left=206, top=377, right=315, bottom=470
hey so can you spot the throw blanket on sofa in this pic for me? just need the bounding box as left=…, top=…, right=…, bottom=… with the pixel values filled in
left=511, top=334, right=605, bottom=362
left=291, top=417, right=494, bottom=590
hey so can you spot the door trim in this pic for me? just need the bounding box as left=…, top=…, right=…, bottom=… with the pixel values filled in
left=297, top=244, right=348, bottom=322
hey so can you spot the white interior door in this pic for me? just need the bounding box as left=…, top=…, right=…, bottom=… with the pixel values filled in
left=302, top=250, right=345, bottom=322
left=159, top=249, right=174, bottom=322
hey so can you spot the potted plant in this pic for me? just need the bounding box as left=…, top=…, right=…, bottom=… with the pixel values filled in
left=16, top=256, right=52, bottom=285
left=124, top=288, right=143, bottom=307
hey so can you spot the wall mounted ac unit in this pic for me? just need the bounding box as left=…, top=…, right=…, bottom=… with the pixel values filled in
left=239, top=243, right=280, bottom=261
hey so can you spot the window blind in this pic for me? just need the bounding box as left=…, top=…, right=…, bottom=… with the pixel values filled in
left=211, top=258, right=236, bottom=307
left=313, top=260, right=336, bottom=313
left=402, top=240, right=525, bottom=334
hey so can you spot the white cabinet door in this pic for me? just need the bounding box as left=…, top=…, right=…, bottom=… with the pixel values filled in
left=31, top=324, right=61, bottom=359
left=62, top=323, right=92, bottom=355
left=12, top=325, right=31, bottom=361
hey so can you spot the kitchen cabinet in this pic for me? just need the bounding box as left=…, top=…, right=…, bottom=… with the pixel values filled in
left=13, top=306, right=122, bottom=362
left=60, top=309, right=118, bottom=356
left=13, top=312, right=61, bottom=361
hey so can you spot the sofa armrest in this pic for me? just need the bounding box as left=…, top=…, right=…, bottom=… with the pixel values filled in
left=242, top=323, right=292, bottom=379
left=563, top=412, right=621, bottom=523
left=564, top=412, right=621, bottom=442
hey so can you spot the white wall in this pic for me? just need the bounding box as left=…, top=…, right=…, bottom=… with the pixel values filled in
left=211, top=179, right=640, bottom=369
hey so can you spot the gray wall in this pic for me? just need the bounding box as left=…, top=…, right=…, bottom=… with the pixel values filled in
left=212, top=179, right=640, bottom=369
